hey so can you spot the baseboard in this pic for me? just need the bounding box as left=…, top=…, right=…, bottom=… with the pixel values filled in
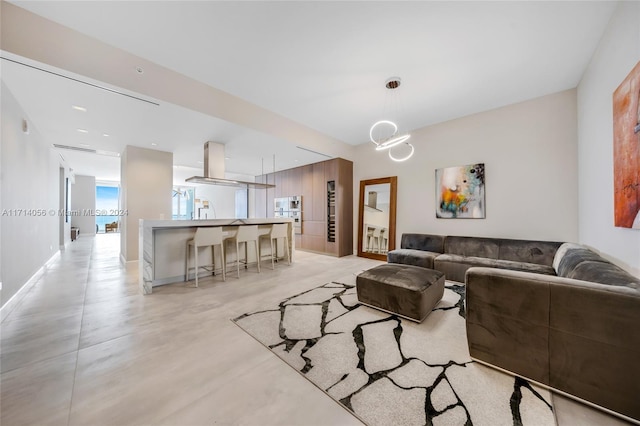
left=0, top=250, right=61, bottom=323
left=470, top=357, right=640, bottom=425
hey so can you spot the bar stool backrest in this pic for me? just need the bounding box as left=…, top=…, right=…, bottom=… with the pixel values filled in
left=193, top=227, right=224, bottom=246
left=235, top=225, right=258, bottom=243
left=271, top=223, right=288, bottom=239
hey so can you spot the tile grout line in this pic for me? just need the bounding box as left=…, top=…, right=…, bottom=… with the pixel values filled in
left=66, top=238, right=96, bottom=426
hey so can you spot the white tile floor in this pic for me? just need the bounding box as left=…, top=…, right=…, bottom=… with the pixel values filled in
left=0, top=234, right=633, bottom=425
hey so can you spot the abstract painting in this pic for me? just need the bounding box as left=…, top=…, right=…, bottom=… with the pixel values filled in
left=613, top=61, right=640, bottom=229
left=436, top=163, right=485, bottom=219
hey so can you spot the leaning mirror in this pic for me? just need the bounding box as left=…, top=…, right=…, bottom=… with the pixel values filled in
left=357, top=176, right=397, bottom=261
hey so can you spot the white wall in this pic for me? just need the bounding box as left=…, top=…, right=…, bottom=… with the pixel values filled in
left=353, top=89, right=579, bottom=250
left=577, top=1, right=640, bottom=276
left=1, top=82, right=70, bottom=307
left=71, top=175, right=96, bottom=235
left=120, top=146, right=172, bottom=261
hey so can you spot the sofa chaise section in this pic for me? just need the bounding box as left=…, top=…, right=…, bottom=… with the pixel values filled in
left=387, top=233, right=444, bottom=269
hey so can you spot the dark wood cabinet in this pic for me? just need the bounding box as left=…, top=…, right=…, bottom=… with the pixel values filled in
left=255, top=157, right=353, bottom=257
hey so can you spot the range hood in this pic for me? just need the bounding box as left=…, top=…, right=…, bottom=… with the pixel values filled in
left=185, top=141, right=275, bottom=189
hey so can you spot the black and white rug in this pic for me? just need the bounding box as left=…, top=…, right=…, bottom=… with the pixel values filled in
left=233, top=281, right=555, bottom=425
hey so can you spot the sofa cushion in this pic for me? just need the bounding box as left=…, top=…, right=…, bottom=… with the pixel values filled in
left=497, top=239, right=562, bottom=266
left=444, top=236, right=499, bottom=259
left=387, top=249, right=440, bottom=269
left=435, top=254, right=555, bottom=275
left=436, top=254, right=497, bottom=267
left=568, top=261, right=640, bottom=289
left=493, top=259, right=556, bottom=275
left=555, top=247, right=609, bottom=278
left=400, top=233, right=445, bottom=253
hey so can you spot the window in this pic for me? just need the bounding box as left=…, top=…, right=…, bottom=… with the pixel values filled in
left=235, top=188, right=248, bottom=219
left=172, top=187, right=194, bottom=220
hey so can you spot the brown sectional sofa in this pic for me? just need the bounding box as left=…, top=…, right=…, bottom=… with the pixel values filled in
left=388, top=234, right=640, bottom=422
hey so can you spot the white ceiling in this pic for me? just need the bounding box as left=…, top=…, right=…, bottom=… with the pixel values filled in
left=3, top=1, right=616, bottom=181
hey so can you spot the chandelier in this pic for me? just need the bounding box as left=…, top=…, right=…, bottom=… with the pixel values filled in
left=369, top=77, right=414, bottom=162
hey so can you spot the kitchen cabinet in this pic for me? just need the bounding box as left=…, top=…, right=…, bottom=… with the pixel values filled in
left=255, top=157, right=352, bottom=257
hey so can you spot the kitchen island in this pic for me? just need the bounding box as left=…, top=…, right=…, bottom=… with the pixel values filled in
left=139, top=218, right=294, bottom=294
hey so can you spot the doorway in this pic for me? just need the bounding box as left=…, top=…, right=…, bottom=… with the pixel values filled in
left=96, top=185, right=120, bottom=233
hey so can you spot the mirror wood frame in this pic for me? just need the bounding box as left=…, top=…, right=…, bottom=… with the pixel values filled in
left=357, top=176, right=397, bottom=261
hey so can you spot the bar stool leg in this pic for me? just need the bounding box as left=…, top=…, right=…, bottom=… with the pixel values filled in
left=255, top=240, right=260, bottom=273
left=236, top=241, right=241, bottom=278
left=271, top=238, right=275, bottom=270
left=185, top=242, right=189, bottom=282
left=221, top=243, right=226, bottom=281
left=285, top=236, right=291, bottom=265
left=211, top=246, right=216, bottom=276
left=195, top=245, right=199, bottom=288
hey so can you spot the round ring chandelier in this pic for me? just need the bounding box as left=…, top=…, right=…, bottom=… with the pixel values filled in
left=369, top=77, right=414, bottom=162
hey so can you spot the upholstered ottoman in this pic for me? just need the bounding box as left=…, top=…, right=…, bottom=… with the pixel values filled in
left=356, top=264, right=445, bottom=322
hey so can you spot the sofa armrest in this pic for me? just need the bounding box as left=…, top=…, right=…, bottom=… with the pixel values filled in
left=465, top=267, right=552, bottom=384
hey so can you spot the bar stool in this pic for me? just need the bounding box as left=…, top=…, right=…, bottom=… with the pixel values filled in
left=367, top=227, right=381, bottom=253
left=225, top=225, right=260, bottom=278
left=372, top=227, right=382, bottom=253
left=259, top=223, right=290, bottom=269
left=379, top=228, right=388, bottom=254
left=365, top=226, right=375, bottom=252
left=185, top=227, right=225, bottom=287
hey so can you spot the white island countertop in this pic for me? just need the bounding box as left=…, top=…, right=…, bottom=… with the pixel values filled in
left=139, top=218, right=294, bottom=294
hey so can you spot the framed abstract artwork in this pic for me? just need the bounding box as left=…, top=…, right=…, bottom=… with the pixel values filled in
left=436, top=163, right=485, bottom=219
left=612, top=60, right=640, bottom=229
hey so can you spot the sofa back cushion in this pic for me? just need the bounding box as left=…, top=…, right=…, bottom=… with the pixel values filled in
left=568, top=261, right=640, bottom=289
left=400, top=233, right=445, bottom=253
left=554, top=245, right=609, bottom=277
left=552, top=243, right=585, bottom=272
left=498, top=239, right=562, bottom=266
left=445, top=236, right=561, bottom=266
left=445, top=236, right=500, bottom=259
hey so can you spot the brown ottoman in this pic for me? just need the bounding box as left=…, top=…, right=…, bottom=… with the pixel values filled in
left=356, top=264, right=445, bottom=322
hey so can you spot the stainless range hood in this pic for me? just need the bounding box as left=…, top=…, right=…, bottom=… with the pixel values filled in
left=186, top=141, right=275, bottom=189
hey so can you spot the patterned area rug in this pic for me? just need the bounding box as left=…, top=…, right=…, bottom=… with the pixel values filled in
left=232, top=281, right=555, bottom=426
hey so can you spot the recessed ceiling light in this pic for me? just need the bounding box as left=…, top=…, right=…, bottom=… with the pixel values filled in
left=76, top=129, right=88, bottom=133
left=79, top=143, right=90, bottom=147
left=72, top=105, right=87, bottom=112
left=225, top=157, right=230, bottom=160
left=151, top=143, right=157, bottom=146
left=197, top=161, right=204, bottom=164
left=103, top=133, right=110, bottom=137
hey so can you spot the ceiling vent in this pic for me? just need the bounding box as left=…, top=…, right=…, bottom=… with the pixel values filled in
left=53, top=144, right=120, bottom=157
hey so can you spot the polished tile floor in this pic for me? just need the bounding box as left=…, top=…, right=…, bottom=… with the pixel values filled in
left=0, top=234, right=633, bottom=425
